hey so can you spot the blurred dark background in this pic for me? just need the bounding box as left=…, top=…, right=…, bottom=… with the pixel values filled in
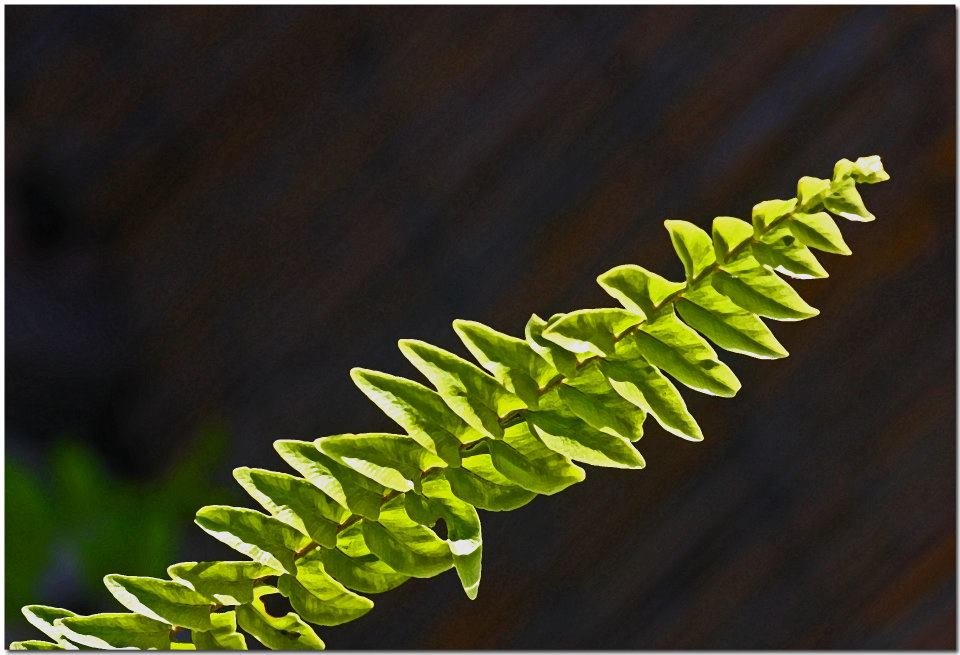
left=5, top=5, right=956, bottom=649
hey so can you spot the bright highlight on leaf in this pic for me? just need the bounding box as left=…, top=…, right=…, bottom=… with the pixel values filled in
left=15, top=155, right=888, bottom=650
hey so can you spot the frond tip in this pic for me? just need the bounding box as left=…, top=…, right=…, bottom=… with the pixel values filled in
left=14, top=156, right=889, bottom=650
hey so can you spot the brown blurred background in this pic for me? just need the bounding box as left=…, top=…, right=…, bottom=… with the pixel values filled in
left=5, top=5, right=956, bottom=649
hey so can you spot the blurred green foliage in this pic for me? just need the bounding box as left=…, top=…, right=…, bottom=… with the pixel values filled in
left=5, top=427, right=234, bottom=624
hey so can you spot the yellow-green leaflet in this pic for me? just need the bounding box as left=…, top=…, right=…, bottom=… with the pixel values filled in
left=168, top=561, right=274, bottom=606
left=600, top=358, right=703, bottom=442
left=711, top=216, right=754, bottom=261
left=597, top=264, right=685, bottom=317
left=274, top=439, right=385, bottom=520
left=233, top=467, right=345, bottom=547
left=615, top=310, right=741, bottom=397
left=277, top=552, right=374, bottom=626
left=525, top=313, right=579, bottom=377
left=399, top=339, right=523, bottom=438
left=316, top=433, right=445, bottom=492
left=676, top=285, right=788, bottom=360
left=789, top=211, right=852, bottom=256
left=21, top=606, right=76, bottom=646
left=194, top=506, right=311, bottom=575
left=527, top=411, right=645, bottom=469
left=350, top=367, right=471, bottom=464
left=360, top=496, right=454, bottom=578
left=236, top=596, right=324, bottom=651
left=664, top=219, right=716, bottom=281
left=10, top=641, right=65, bottom=650
left=54, top=614, right=171, bottom=650
left=443, top=460, right=537, bottom=512
left=318, top=547, right=410, bottom=595
left=555, top=383, right=642, bottom=443
left=751, top=198, right=798, bottom=231
left=454, top=319, right=556, bottom=407
left=103, top=575, right=214, bottom=631
left=713, top=251, right=820, bottom=321
left=192, top=610, right=247, bottom=650
left=486, top=422, right=585, bottom=494
left=542, top=308, right=645, bottom=356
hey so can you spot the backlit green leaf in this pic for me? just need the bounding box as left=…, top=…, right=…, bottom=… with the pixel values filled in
left=21, top=607, right=75, bottom=645
left=824, top=176, right=875, bottom=222
left=10, top=641, right=64, bottom=650
left=278, top=552, right=373, bottom=626
left=453, top=319, right=554, bottom=407
left=555, top=383, right=642, bottom=442
left=599, top=358, right=703, bottom=441
left=788, top=211, right=851, bottom=255
left=525, top=314, right=579, bottom=377
left=752, top=224, right=828, bottom=279
left=833, top=155, right=889, bottom=184
left=416, top=475, right=484, bottom=599
left=676, top=285, right=788, bottom=359
left=711, top=216, right=754, bottom=262
left=236, top=596, right=324, bottom=650
left=319, top=546, right=409, bottom=595
left=527, top=411, right=645, bottom=469
left=274, top=440, right=384, bottom=520
left=350, top=368, right=469, bottom=464
left=360, top=497, right=453, bottom=578
left=443, top=458, right=536, bottom=512
left=751, top=198, right=797, bottom=231
left=315, top=433, right=445, bottom=492
left=168, top=561, right=274, bottom=606
left=191, top=611, right=246, bottom=650
left=664, top=219, right=716, bottom=281
left=233, top=468, right=343, bottom=548
left=194, top=506, right=310, bottom=575
left=542, top=308, right=644, bottom=357
left=399, top=339, right=523, bottom=438
left=55, top=614, right=171, bottom=650
left=713, top=252, right=819, bottom=321
left=103, top=575, right=213, bottom=631
left=486, top=422, right=585, bottom=494
left=797, top=176, right=831, bottom=210
left=597, top=265, right=684, bottom=317
left=614, top=310, right=741, bottom=397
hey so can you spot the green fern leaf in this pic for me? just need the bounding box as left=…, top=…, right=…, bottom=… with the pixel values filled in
left=277, top=557, right=374, bottom=626
left=274, top=439, right=384, bottom=520
left=15, top=155, right=889, bottom=650
left=168, top=561, right=274, bottom=606
left=349, top=368, right=470, bottom=464
left=443, top=457, right=537, bottom=511
left=398, top=339, right=522, bottom=438
left=526, top=411, right=645, bottom=469
left=191, top=610, right=247, bottom=650
left=10, top=641, right=65, bottom=650
left=233, top=467, right=344, bottom=547
left=235, top=595, right=324, bottom=651
left=599, top=358, right=703, bottom=441
left=194, top=506, right=310, bottom=575
left=675, top=286, right=788, bottom=360
left=359, top=497, right=453, bottom=578
left=54, top=614, right=171, bottom=650
left=315, top=433, right=445, bottom=492
left=103, top=574, right=214, bottom=631
left=317, top=548, right=409, bottom=595
left=542, top=308, right=645, bottom=357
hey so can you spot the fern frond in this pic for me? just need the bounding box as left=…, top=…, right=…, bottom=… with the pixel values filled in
left=14, top=156, right=890, bottom=650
